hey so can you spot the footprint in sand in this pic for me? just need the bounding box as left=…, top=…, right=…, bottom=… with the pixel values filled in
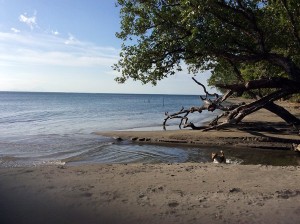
left=168, top=201, right=179, bottom=208
left=81, top=192, right=93, bottom=197
left=229, top=188, right=242, bottom=193
left=147, top=185, right=165, bottom=193
left=276, top=189, right=300, bottom=199
left=137, top=193, right=151, bottom=206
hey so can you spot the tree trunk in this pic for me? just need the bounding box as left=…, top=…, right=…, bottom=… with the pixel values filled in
left=264, top=102, right=300, bottom=125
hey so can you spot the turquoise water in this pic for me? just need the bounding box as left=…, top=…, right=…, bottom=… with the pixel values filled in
left=0, top=92, right=298, bottom=167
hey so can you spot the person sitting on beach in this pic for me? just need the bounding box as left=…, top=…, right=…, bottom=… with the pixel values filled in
left=211, top=150, right=226, bottom=163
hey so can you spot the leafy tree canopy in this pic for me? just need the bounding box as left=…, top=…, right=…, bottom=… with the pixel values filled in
left=114, top=0, right=300, bottom=88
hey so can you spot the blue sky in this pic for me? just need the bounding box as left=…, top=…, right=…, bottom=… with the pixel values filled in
left=0, top=0, right=213, bottom=94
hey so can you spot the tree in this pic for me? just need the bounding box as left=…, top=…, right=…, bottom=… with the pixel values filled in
left=114, top=0, right=300, bottom=131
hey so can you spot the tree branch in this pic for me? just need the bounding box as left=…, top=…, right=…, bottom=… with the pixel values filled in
left=216, top=77, right=300, bottom=91
left=280, top=0, right=300, bottom=45
left=163, top=78, right=300, bottom=131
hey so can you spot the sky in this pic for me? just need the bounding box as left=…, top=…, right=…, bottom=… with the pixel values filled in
left=0, top=0, right=213, bottom=95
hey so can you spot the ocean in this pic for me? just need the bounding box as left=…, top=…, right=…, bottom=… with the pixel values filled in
left=0, top=92, right=298, bottom=167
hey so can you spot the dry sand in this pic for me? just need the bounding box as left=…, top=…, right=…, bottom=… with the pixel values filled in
left=0, top=99, right=299, bottom=224
left=0, top=164, right=300, bottom=224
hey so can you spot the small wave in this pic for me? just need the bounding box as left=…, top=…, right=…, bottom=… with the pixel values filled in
left=61, top=142, right=114, bottom=164
left=63, top=142, right=189, bottom=165
left=0, top=155, right=66, bottom=168
left=33, top=160, right=66, bottom=167
left=226, top=158, right=244, bottom=165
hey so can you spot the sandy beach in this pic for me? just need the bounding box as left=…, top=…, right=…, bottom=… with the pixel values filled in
left=0, top=163, right=300, bottom=224
left=0, top=99, right=299, bottom=224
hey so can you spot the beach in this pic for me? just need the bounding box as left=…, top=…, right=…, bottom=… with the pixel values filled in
left=1, top=163, right=300, bottom=224
left=0, top=99, right=299, bottom=224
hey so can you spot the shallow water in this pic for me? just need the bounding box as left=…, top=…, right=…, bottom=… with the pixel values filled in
left=0, top=92, right=298, bottom=168
left=1, top=134, right=299, bottom=167
left=65, top=140, right=300, bottom=166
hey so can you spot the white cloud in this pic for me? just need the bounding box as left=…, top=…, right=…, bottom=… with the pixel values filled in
left=64, top=33, right=78, bottom=45
left=0, top=30, right=214, bottom=94
left=19, top=12, right=37, bottom=30
left=0, top=31, right=119, bottom=68
left=51, top=30, right=59, bottom=36
left=11, top=27, right=20, bottom=33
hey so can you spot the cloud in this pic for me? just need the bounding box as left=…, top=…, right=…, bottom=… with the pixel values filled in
left=19, top=12, right=37, bottom=30
left=51, top=30, right=59, bottom=36
left=0, top=31, right=119, bottom=68
left=0, top=30, right=124, bottom=93
left=11, top=27, right=20, bottom=33
left=0, top=32, right=212, bottom=94
left=64, top=33, right=78, bottom=45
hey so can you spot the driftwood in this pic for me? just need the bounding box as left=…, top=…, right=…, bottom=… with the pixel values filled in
left=163, top=77, right=300, bottom=132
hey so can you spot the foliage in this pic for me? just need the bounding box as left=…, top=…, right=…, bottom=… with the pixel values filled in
left=114, top=0, right=300, bottom=92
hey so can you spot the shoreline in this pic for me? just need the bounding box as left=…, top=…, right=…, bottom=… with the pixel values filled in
left=97, top=128, right=300, bottom=150
left=96, top=99, right=300, bottom=150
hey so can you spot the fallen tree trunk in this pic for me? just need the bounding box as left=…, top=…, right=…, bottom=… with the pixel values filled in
left=163, top=77, right=300, bottom=132
left=264, top=102, right=300, bottom=125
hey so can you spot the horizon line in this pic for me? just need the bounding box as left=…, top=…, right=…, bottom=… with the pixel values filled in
left=0, top=90, right=206, bottom=96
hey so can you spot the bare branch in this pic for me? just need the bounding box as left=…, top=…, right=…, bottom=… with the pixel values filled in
left=163, top=78, right=300, bottom=131
left=192, top=77, right=219, bottom=100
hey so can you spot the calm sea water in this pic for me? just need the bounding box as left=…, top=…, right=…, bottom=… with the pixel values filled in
left=0, top=92, right=298, bottom=167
